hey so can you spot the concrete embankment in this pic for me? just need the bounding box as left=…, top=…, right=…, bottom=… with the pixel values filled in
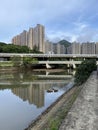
left=25, top=81, right=79, bottom=130
left=59, top=71, right=98, bottom=130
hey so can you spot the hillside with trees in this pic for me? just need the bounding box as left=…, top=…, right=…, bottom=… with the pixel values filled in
left=58, top=40, right=71, bottom=48
left=0, top=42, right=42, bottom=53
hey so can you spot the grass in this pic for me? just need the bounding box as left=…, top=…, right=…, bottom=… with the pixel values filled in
left=0, top=61, right=13, bottom=67
left=43, top=86, right=82, bottom=130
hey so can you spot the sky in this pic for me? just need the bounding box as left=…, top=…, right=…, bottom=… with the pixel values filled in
left=0, top=0, right=98, bottom=43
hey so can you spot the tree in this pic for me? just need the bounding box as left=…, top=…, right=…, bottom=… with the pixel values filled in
left=22, top=57, right=38, bottom=68
left=2, top=44, right=30, bottom=53
left=11, top=56, right=22, bottom=67
left=0, top=42, right=6, bottom=52
left=74, top=59, right=97, bottom=85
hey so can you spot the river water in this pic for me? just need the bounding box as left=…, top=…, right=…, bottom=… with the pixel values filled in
left=0, top=70, right=73, bottom=130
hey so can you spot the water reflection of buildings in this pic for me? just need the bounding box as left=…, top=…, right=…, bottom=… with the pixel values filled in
left=12, top=83, right=45, bottom=108
left=11, top=81, right=68, bottom=108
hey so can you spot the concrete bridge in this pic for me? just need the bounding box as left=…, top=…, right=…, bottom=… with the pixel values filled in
left=0, top=53, right=98, bottom=68
left=0, top=53, right=98, bottom=58
left=39, top=60, right=98, bottom=69
left=38, top=61, right=82, bottom=68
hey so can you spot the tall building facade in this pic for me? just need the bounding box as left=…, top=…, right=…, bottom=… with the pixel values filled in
left=28, top=28, right=34, bottom=50
left=81, top=42, right=95, bottom=54
left=66, top=42, right=96, bottom=54
left=96, top=42, right=98, bottom=54
left=66, top=45, right=72, bottom=54
left=45, top=40, right=54, bottom=54
left=20, top=30, right=28, bottom=46
left=45, top=41, right=65, bottom=54
left=56, top=43, right=65, bottom=54
left=66, top=42, right=81, bottom=54
left=12, top=35, right=21, bottom=46
left=33, top=24, right=45, bottom=52
left=71, top=42, right=81, bottom=54
left=12, top=24, right=45, bottom=53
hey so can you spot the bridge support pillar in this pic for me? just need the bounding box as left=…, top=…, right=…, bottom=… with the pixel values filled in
left=67, top=64, right=70, bottom=68
left=72, top=63, right=76, bottom=69
left=46, top=62, right=51, bottom=69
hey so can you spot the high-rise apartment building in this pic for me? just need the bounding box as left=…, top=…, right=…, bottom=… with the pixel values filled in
left=96, top=42, right=98, bottom=54
left=33, top=24, right=45, bottom=52
left=12, top=24, right=45, bottom=53
left=56, top=43, right=65, bottom=54
left=28, top=28, right=33, bottom=50
left=53, top=43, right=65, bottom=54
left=66, top=45, right=72, bottom=54
left=20, top=30, right=28, bottom=46
left=66, top=42, right=96, bottom=54
left=66, top=42, right=81, bottom=54
left=45, top=41, right=65, bottom=54
left=12, top=35, right=21, bottom=46
left=45, top=40, right=54, bottom=54
left=71, top=42, right=81, bottom=54
left=81, top=42, right=95, bottom=54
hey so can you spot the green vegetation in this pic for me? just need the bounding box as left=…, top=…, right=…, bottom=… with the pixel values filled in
left=58, top=40, right=71, bottom=48
left=22, top=57, right=38, bottom=68
left=0, top=42, right=30, bottom=53
left=0, top=42, right=6, bottom=52
left=0, top=61, right=13, bottom=67
left=3, top=44, right=30, bottom=53
left=11, top=56, right=38, bottom=69
left=0, top=42, right=43, bottom=53
left=74, top=59, right=97, bottom=85
left=11, top=56, right=22, bottom=67
left=43, top=59, right=96, bottom=129
left=57, top=39, right=71, bottom=54
left=43, top=87, right=81, bottom=130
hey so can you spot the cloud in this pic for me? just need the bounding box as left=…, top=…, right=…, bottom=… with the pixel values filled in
left=76, top=28, right=98, bottom=43
left=0, top=0, right=98, bottom=43
left=44, top=0, right=98, bottom=43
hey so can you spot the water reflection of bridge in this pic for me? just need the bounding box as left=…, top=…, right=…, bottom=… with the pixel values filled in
left=0, top=71, right=72, bottom=108
left=37, top=75, right=72, bottom=78
left=0, top=80, right=70, bottom=85
left=0, top=74, right=72, bottom=85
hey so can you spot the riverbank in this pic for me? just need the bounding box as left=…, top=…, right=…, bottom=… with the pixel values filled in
left=25, top=81, right=82, bottom=130
left=0, top=66, right=67, bottom=73
left=25, top=71, right=98, bottom=130
left=0, top=66, right=18, bottom=73
left=59, top=71, right=98, bottom=130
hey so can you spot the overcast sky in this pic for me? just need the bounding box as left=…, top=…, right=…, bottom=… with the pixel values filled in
left=0, top=0, right=98, bottom=43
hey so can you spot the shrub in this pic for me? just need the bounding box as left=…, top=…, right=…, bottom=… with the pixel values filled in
left=74, top=59, right=97, bottom=85
left=11, top=56, right=21, bottom=67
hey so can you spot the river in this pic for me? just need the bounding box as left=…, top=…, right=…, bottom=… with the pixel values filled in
left=0, top=69, right=73, bottom=130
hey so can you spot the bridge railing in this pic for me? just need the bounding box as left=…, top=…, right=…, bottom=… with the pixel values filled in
left=0, top=53, right=98, bottom=58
